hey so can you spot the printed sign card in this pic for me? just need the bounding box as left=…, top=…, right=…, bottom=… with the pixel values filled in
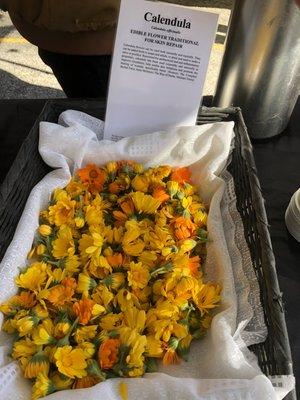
left=104, top=0, right=218, bottom=140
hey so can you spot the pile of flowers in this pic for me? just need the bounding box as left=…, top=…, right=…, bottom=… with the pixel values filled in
left=0, top=161, right=221, bottom=399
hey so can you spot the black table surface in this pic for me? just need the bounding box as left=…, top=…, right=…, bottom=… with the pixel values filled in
left=0, top=98, right=299, bottom=397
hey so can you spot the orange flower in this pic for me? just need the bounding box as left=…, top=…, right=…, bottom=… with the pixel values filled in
left=172, top=217, right=196, bottom=240
left=109, top=182, right=123, bottom=194
left=170, top=167, right=191, bottom=185
left=77, top=164, right=107, bottom=193
left=73, top=298, right=94, bottom=325
left=162, top=348, right=180, bottom=366
left=188, top=256, right=200, bottom=277
left=152, top=186, right=170, bottom=203
left=14, top=291, right=36, bottom=308
left=62, top=277, right=77, bottom=290
left=48, top=285, right=75, bottom=307
left=113, top=199, right=135, bottom=223
left=73, top=376, right=100, bottom=389
left=98, top=338, right=120, bottom=370
left=106, top=253, right=123, bottom=268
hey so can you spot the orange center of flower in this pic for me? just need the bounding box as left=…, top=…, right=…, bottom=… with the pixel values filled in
left=89, top=169, right=99, bottom=179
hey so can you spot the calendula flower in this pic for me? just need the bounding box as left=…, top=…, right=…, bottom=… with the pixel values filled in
left=47, top=284, right=74, bottom=307
left=76, top=273, right=97, bottom=294
left=193, top=283, right=221, bottom=315
left=52, top=226, right=75, bottom=259
left=106, top=161, right=118, bottom=175
left=78, top=342, right=96, bottom=358
left=123, top=307, right=146, bottom=332
left=194, top=208, right=208, bottom=226
left=167, top=180, right=179, bottom=198
left=24, top=351, right=50, bottom=378
left=12, top=338, right=38, bottom=359
left=171, top=167, right=191, bottom=185
left=113, top=198, right=135, bottom=222
left=98, top=338, right=120, bottom=370
left=131, top=192, right=161, bottom=214
left=64, top=255, right=81, bottom=274
left=77, top=164, right=107, bottom=193
left=38, top=224, right=52, bottom=237
left=188, top=256, right=201, bottom=277
left=79, top=233, right=104, bottom=261
left=131, top=175, right=149, bottom=193
left=146, top=336, right=164, bottom=358
left=2, top=319, right=16, bottom=334
left=54, top=321, right=71, bottom=339
left=106, top=253, right=123, bottom=268
left=172, top=217, right=196, bottom=240
left=13, top=291, right=36, bottom=309
left=163, top=347, right=180, bottom=366
left=65, top=179, right=86, bottom=198
left=32, top=373, right=56, bottom=400
left=36, top=244, right=46, bottom=256
left=54, top=346, right=87, bottom=378
left=51, top=372, right=73, bottom=390
left=127, top=262, right=150, bottom=290
left=73, top=298, right=95, bottom=325
left=152, top=186, right=170, bottom=203
left=92, top=285, right=114, bottom=309
left=100, top=313, right=123, bottom=331
left=102, top=272, right=125, bottom=290
left=15, top=315, right=39, bottom=337
left=15, top=263, right=48, bottom=291
left=74, top=325, right=98, bottom=344
left=48, top=196, right=76, bottom=227
left=32, top=319, right=56, bottom=345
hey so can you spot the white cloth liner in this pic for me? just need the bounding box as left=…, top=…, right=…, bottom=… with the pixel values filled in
left=0, top=110, right=295, bottom=400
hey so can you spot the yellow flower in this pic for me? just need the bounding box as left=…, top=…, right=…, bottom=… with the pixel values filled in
left=119, top=327, right=147, bottom=373
left=115, top=288, right=140, bottom=312
left=123, top=307, right=146, bottom=333
left=92, top=285, right=114, bottom=308
left=167, top=181, right=179, bottom=198
left=2, top=319, right=16, bottom=334
left=15, top=315, right=39, bottom=337
left=66, top=179, right=86, bottom=198
left=75, top=215, right=85, bottom=228
left=99, top=313, right=123, bottom=331
left=51, top=372, right=73, bottom=390
left=76, top=273, right=97, bottom=293
left=74, top=325, right=98, bottom=344
left=104, top=226, right=124, bottom=245
left=101, top=272, right=125, bottom=290
left=79, top=232, right=104, bottom=260
left=54, top=321, right=71, bottom=339
left=78, top=342, right=95, bottom=358
left=12, top=338, right=38, bottom=359
left=24, top=351, right=50, bottom=378
left=193, top=283, right=221, bottom=315
left=146, top=336, right=164, bottom=358
left=131, top=192, right=161, bottom=214
left=38, top=224, right=52, bottom=237
left=88, top=255, right=112, bottom=279
left=194, top=208, right=208, bottom=226
left=64, top=255, right=81, bottom=274
left=52, top=226, right=75, bottom=259
left=131, top=175, right=149, bottom=192
left=92, top=303, right=106, bottom=317
left=36, top=244, right=46, bottom=256
left=179, top=239, right=197, bottom=253
left=106, top=161, right=118, bottom=174
left=138, top=251, right=157, bottom=268
left=127, top=262, right=150, bottom=290
left=15, top=263, right=48, bottom=291
left=54, top=346, right=87, bottom=378
left=32, top=374, right=55, bottom=400
left=32, top=319, right=55, bottom=345
left=48, top=196, right=76, bottom=227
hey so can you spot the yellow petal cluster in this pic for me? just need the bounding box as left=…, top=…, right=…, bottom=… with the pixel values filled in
left=0, top=161, right=220, bottom=399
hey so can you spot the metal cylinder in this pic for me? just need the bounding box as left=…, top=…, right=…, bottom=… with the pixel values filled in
left=214, top=0, right=300, bottom=139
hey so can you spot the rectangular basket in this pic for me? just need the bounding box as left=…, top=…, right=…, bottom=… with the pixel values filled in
left=0, top=100, right=295, bottom=399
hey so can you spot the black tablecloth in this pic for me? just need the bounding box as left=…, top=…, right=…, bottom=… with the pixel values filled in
left=0, top=98, right=299, bottom=397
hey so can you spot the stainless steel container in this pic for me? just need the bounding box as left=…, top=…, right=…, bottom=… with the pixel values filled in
left=214, top=0, right=300, bottom=139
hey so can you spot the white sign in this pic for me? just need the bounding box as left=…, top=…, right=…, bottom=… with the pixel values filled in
left=104, top=0, right=218, bottom=140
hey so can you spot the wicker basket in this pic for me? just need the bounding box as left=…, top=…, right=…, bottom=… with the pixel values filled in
left=0, top=100, right=295, bottom=399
